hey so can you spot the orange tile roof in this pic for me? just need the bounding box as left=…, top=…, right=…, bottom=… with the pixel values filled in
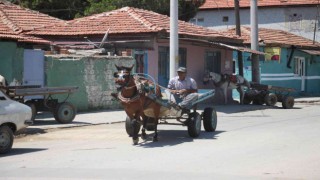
left=27, top=7, right=241, bottom=43
left=0, top=0, right=64, bottom=44
left=200, top=0, right=319, bottom=9
left=221, top=27, right=320, bottom=49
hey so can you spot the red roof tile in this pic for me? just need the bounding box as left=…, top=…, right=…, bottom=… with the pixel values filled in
left=0, top=1, right=63, bottom=44
left=221, top=27, right=320, bottom=48
left=27, top=7, right=241, bottom=43
left=200, top=0, right=319, bottom=9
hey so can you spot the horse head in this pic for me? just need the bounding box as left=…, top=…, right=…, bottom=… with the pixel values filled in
left=203, top=72, right=211, bottom=85
left=114, top=64, right=134, bottom=90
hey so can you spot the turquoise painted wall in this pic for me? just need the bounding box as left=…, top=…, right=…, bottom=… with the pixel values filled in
left=0, top=41, right=24, bottom=83
left=45, top=56, right=135, bottom=111
left=234, top=47, right=320, bottom=97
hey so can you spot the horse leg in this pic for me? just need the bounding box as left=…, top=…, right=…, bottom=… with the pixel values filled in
left=152, top=106, right=160, bottom=142
left=141, top=114, right=147, bottom=140
left=130, top=118, right=140, bottom=145
left=238, top=87, right=244, bottom=104
left=223, top=88, right=228, bottom=104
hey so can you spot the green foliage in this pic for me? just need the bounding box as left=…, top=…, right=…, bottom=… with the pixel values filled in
left=12, top=0, right=205, bottom=21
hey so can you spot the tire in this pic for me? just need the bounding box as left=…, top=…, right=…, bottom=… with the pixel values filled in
left=253, top=96, right=265, bottom=105
left=282, top=96, right=295, bottom=109
left=243, top=94, right=252, bottom=105
left=187, top=112, right=201, bottom=138
left=125, top=116, right=141, bottom=137
left=265, top=93, right=278, bottom=106
left=54, top=102, right=76, bottom=124
left=203, top=107, right=217, bottom=132
left=0, top=126, right=14, bottom=154
left=25, top=101, right=37, bottom=122
left=145, top=117, right=156, bottom=131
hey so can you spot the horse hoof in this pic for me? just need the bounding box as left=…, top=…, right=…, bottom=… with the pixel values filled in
left=141, top=134, right=147, bottom=140
left=133, top=138, right=139, bottom=145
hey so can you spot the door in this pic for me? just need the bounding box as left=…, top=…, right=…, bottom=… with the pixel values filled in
left=23, top=49, right=45, bottom=86
left=134, top=50, right=148, bottom=74
left=294, top=57, right=306, bottom=91
left=158, top=47, right=169, bottom=87
left=23, top=49, right=45, bottom=99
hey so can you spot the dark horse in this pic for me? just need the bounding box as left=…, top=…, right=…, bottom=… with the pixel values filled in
left=113, top=65, right=162, bottom=145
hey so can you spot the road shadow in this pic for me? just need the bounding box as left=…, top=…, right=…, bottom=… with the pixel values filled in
left=138, top=130, right=224, bottom=148
left=0, top=148, right=47, bottom=157
left=197, top=102, right=299, bottom=114
left=32, top=119, right=92, bottom=126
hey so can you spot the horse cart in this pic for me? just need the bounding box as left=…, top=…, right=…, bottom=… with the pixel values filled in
left=244, top=82, right=295, bottom=109
left=125, top=89, right=217, bottom=138
left=0, top=85, right=78, bottom=123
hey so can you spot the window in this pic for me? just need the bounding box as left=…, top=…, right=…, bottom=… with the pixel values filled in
left=288, top=13, right=302, bottom=31
left=190, top=18, right=204, bottom=26
left=179, top=48, right=187, bottom=67
left=204, top=51, right=221, bottom=74
left=223, top=16, right=229, bottom=22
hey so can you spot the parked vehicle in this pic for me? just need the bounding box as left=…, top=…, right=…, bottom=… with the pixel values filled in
left=0, top=90, right=33, bottom=154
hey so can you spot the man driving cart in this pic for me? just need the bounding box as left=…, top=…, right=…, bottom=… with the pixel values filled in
left=166, top=67, right=198, bottom=110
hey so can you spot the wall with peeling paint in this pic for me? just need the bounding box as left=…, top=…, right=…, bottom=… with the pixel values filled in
left=45, top=55, right=135, bottom=111
left=0, top=41, right=24, bottom=83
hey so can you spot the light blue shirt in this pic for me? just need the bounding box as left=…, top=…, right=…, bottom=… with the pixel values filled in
left=167, top=76, right=197, bottom=90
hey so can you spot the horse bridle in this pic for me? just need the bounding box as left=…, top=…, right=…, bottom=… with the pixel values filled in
left=114, top=70, right=132, bottom=90
left=114, top=70, right=142, bottom=103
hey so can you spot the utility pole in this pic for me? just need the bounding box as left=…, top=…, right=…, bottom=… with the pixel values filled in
left=234, top=0, right=243, bottom=76
left=250, top=0, right=260, bottom=83
left=170, top=0, right=179, bottom=79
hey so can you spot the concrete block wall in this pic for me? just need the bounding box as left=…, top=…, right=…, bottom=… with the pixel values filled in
left=45, top=55, right=135, bottom=111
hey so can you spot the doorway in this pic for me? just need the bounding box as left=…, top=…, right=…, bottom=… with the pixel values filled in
left=294, top=57, right=306, bottom=91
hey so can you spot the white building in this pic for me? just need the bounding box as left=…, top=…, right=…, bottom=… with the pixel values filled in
left=192, top=0, right=320, bottom=42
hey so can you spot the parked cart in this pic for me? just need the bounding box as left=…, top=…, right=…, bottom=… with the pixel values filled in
left=0, top=85, right=78, bottom=123
left=244, top=82, right=295, bottom=109
left=125, top=89, right=217, bottom=138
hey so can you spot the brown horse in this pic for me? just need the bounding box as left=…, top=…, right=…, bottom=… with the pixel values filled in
left=113, top=65, right=162, bottom=145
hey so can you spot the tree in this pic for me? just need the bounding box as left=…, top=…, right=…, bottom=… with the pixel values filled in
left=11, top=0, right=205, bottom=21
left=11, top=0, right=89, bottom=20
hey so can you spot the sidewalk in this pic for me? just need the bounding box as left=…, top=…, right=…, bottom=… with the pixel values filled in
left=22, top=96, right=320, bottom=134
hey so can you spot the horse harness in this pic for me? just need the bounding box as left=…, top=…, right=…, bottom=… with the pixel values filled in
left=116, top=75, right=156, bottom=109
left=213, top=74, right=243, bottom=88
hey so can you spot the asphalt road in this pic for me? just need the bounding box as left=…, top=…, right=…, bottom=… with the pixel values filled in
left=0, top=103, right=320, bottom=179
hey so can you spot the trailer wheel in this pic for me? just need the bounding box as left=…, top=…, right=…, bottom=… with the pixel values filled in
left=265, top=93, right=278, bottom=106
left=282, top=96, right=295, bottom=109
left=243, top=94, right=252, bottom=104
left=54, top=102, right=76, bottom=124
left=0, top=126, right=14, bottom=154
left=203, top=107, right=217, bottom=132
left=253, top=96, right=265, bottom=105
left=187, top=112, right=201, bottom=138
left=25, top=101, right=37, bottom=122
left=125, top=116, right=141, bottom=137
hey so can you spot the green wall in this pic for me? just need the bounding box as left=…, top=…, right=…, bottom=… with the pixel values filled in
left=45, top=55, right=135, bottom=111
left=234, top=47, right=320, bottom=96
left=0, top=41, right=24, bottom=83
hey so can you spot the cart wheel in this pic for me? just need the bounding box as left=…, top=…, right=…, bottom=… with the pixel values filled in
left=125, top=116, right=141, bottom=137
left=253, top=96, right=265, bottom=105
left=203, top=107, right=217, bottom=132
left=187, top=112, right=201, bottom=138
left=145, top=117, right=156, bottom=131
left=0, top=126, right=14, bottom=154
left=243, top=94, right=252, bottom=104
left=282, top=96, right=295, bottom=109
left=265, top=93, right=278, bottom=106
left=25, top=101, right=37, bottom=122
left=54, top=102, right=76, bottom=124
